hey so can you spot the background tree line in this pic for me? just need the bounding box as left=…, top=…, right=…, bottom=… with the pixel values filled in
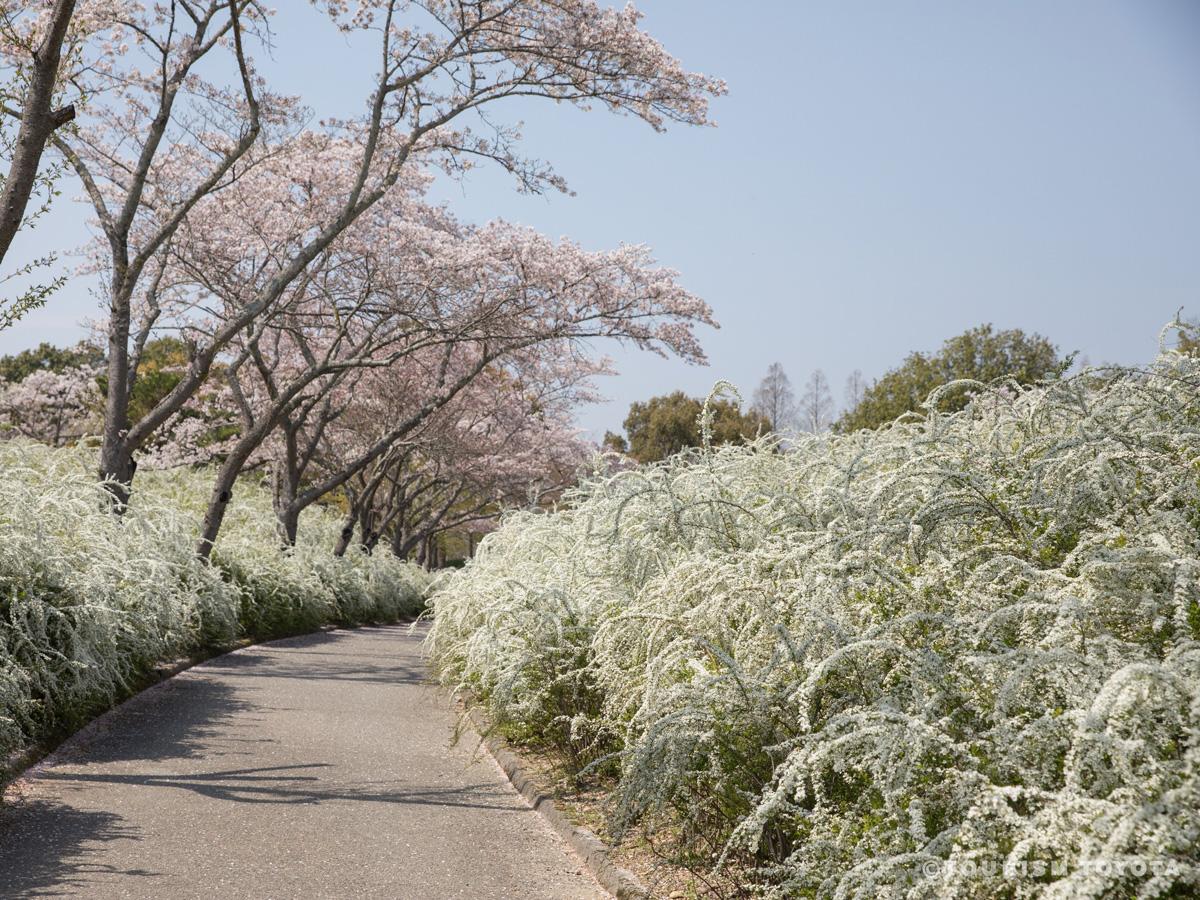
left=601, top=324, right=1072, bottom=464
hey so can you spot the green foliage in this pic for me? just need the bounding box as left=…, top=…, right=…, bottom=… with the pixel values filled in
left=837, top=324, right=1063, bottom=432
left=0, top=340, right=103, bottom=383
left=601, top=430, right=628, bottom=454
left=92, top=336, right=190, bottom=423
left=0, top=441, right=431, bottom=759
left=131, top=337, right=188, bottom=422
left=616, top=389, right=770, bottom=463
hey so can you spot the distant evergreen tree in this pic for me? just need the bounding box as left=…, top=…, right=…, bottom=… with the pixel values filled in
left=0, top=341, right=103, bottom=383
left=616, top=390, right=770, bottom=463
left=836, top=325, right=1062, bottom=432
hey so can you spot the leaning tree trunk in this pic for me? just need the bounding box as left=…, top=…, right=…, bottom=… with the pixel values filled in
left=396, top=525, right=415, bottom=561
left=272, top=435, right=303, bottom=546
left=196, top=415, right=278, bottom=559
left=197, top=465, right=239, bottom=560
left=333, top=512, right=357, bottom=558
left=0, top=0, right=77, bottom=266
left=333, top=477, right=382, bottom=557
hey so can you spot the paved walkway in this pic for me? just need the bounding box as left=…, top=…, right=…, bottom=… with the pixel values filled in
left=0, top=627, right=606, bottom=899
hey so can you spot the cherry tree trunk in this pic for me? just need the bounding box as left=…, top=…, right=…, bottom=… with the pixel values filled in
left=98, top=280, right=135, bottom=508
left=197, top=470, right=238, bottom=560
left=396, top=525, right=415, bottom=561
left=356, top=505, right=375, bottom=554
left=278, top=506, right=301, bottom=547
left=0, top=0, right=77, bottom=265
left=197, top=429, right=271, bottom=559
left=273, top=455, right=302, bottom=547
left=333, top=514, right=356, bottom=558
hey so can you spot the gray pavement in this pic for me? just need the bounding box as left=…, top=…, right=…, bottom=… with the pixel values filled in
left=0, top=626, right=607, bottom=899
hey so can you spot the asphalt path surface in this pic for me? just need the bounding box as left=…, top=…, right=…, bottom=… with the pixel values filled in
left=0, top=626, right=607, bottom=899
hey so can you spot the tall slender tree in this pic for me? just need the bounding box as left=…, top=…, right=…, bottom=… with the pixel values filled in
left=751, top=362, right=796, bottom=431
left=843, top=368, right=866, bottom=415
left=798, top=369, right=834, bottom=433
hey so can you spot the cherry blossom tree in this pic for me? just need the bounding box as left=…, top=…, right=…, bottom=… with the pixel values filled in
left=34, top=0, right=722, bottom=513
left=5, top=0, right=287, bottom=502
left=395, top=411, right=588, bottom=568
left=101, top=115, right=710, bottom=558
left=325, top=352, right=594, bottom=560
left=0, top=364, right=98, bottom=445
left=176, top=186, right=713, bottom=555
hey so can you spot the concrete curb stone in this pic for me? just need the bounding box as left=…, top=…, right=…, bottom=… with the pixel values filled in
left=464, top=706, right=650, bottom=900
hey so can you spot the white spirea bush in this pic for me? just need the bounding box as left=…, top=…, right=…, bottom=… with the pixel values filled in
left=0, top=442, right=430, bottom=757
left=428, top=352, right=1200, bottom=898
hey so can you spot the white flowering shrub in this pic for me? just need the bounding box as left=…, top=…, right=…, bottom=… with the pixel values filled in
left=0, top=442, right=431, bottom=758
left=139, top=468, right=430, bottom=636
left=428, top=350, right=1200, bottom=898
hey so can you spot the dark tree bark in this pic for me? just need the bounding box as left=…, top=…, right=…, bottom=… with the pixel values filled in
left=69, top=1, right=263, bottom=508
left=333, top=515, right=356, bottom=558
left=0, top=0, right=77, bottom=267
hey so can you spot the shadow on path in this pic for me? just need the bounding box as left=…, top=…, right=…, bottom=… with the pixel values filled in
left=34, top=764, right=528, bottom=811
left=0, top=626, right=586, bottom=900
left=0, top=799, right=153, bottom=898
left=201, top=650, right=427, bottom=686
left=198, top=627, right=430, bottom=687
left=50, top=676, right=262, bottom=766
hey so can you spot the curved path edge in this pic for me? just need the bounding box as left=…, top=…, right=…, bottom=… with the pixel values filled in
left=0, top=624, right=612, bottom=899
left=0, top=631, right=277, bottom=788
left=463, top=705, right=649, bottom=900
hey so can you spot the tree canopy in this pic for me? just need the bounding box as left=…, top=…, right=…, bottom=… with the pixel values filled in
left=0, top=340, right=101, bottom=382
left=836, top=324, right=1063, bottom=432
left=608, top=390, right=769, bottom=463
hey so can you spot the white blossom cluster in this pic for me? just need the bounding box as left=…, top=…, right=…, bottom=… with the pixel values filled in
left=0, top=442, right=431, bottom=758
left=428, top=348, right=1200, bottom=898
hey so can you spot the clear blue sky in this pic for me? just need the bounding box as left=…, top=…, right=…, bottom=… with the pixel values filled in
left=4, top=1, right=1199, bottom=439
